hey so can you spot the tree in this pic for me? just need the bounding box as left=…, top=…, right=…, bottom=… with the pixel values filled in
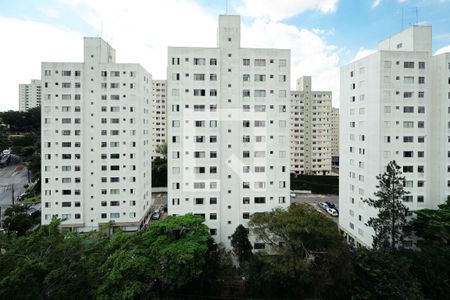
left=231, top=224, right=253, bottom=265
left=407, top=200, right=450, bottom=299
left=0, top=126, right=10, bottom=151
left=97, top=214, right=211, bottom=299
left=0, top=219, right=108, bottom=299
left=352, top=249, right=424, bottom=300
left=245, top=204, right=352, bottom=299
left=155, top=143, right=167, bottom=160
left=365, top=160, right=409, bottom=251
left=2, top=204, right=33, bottom=236
left=409, top=199, right=450, bottom=246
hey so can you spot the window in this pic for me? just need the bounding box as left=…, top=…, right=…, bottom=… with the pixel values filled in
left=255, top=197, right=266, bottom=204
left=403, top=106, right=414, bottom=113
left=254, top=74, right=266, bottom=82
left=254, top=59, right=266, bottom=66
left=194, top=73, right=205, bottom=81
left=404, top=76, right=414, bottom=84
left=404, top=61, right=414, bottom=68
left=403, top=136, right=413, bottom=143
left=403, top=166, right=413, bottom=173
left=193, top=58, right=206, bottom=65
left=254, top=90, right=266, bottom=97
left=210, top=58, right=217, bottom=65
left=243, top=59, right=250, bottom=66
left=418, top=62, right=425, bottom=69
left=193, top=89, right=206, bottom=96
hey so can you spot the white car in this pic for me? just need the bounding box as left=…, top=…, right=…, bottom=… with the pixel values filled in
left=326, top=207, right=339, bottom=217
left=2, top=149, right=11, bottom=156
left=290, top=191, right=296, bottom=198
left=319, top=202, right=329, bottom=210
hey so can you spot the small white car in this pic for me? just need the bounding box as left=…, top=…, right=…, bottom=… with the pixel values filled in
left=319, top=202, right=329, bottom=210
left=290, top=191, right=296, bottom=198
left=2, top=149, right=11, bottom=156
left=326, top=207, right=339, bottom=217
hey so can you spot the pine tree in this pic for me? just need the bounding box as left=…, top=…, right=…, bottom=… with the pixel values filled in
left=365, top=160, right=409, bottom=251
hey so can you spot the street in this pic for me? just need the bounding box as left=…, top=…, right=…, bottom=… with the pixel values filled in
left=0, top=159, right=29, bottom=220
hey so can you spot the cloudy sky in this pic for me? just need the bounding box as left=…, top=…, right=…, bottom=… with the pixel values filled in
left=1, top=0, right=450, bottom=111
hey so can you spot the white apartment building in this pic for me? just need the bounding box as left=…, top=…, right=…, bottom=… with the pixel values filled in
left=167, top=15, right=291, bottom=248
left=340, top=25, right=450, bottom=247
left=331, top=107, right=339, bottom=158
left=291, top=76, right=332, bottom=175
left=151, top=80, right=167, bottom=159
left=19, top=79, right=42, bottom=111
left=41, top=37, right=152, bottom=232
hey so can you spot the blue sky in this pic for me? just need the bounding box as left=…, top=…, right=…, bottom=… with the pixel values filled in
left=0, top=0, right=449, bottom=110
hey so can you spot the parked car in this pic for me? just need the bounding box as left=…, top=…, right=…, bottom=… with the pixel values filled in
left=325, top=201, right=336, bottom=209
left=326, top=207, right=339, bottom=217
left=290, top=191, right=296, bottom=198
left=319, top=202, right=329, bottom=209
left=2, top=149, right=11, bottom=156
left=0, top=154, right=11, bottom=167
left=151, top=209, right=161, bottom=220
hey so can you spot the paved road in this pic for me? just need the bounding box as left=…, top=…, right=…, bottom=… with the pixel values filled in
left=0, top=160, right=30, bottom=221
left=291, top=193, right=339, bottom=223
left=144, top=192, right=168, bottom=224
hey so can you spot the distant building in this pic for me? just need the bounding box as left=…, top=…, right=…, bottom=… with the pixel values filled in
left=167, top=15, right=291, bottom=248
left=19, top=79, right=42, bottom=111
left=339, top=25, right=450, bottom=247
left=151, top=80, right=167, bottom=159
left=331, top=107, right=339, bottom=167
left=41, top=37, right=152, bottom=232
left=291, top=76, right=332, bottom=175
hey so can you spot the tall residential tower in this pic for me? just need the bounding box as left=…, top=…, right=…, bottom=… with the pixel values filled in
left=167, top=15, right=291, bottom=247
left=339, top=25, right=450, bottom=247
left=291, top=76, right=332, bottom=175
left=19, top=79, right=42, bottom=111
left=41, top=37, right=152, bottom=232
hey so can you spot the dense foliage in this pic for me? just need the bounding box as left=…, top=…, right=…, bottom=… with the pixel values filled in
left=290, top=174, right=339, bottom=194
left=0, top=107, right=40, bottom=133
left=1, top=202, right=449, bottom=299
left=0, top=215, right=213, bottom=299
left=245, top=204, right=353, bottom=299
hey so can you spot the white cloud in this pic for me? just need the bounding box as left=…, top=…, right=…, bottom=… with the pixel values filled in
left=352, top=48, right=377, bottom=62
left=61, top=0, right=217, bottom=80
left=0, top=0, right=342, bottom=109
left=0, top=17, right=82, bottom=111
left=435, top=45, right=450, bottom=55
left=39, top=7, right=61, bottom=18
left=242, top=19, right=341, bottom=106
left=236, top=0, right=338, bottom=21
left=372, top=0, right=382, bottom=8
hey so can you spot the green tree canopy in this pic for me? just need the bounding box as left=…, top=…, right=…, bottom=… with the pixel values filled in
left=245, top=204, right=352, bottom=299
left=2, top=204, right=33, bottom=236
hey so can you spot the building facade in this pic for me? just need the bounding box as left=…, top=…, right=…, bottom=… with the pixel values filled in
left=19, top=79, right=42, bottom=111
left=167, top=15, right=291, bottom=247
left=151, top=80, right=167, bottom=159
left=339, top=25, right=450, bottom=247
left=331, top=107, right=339, bottom=158
left=41, top=37, right=152, bottom=232
left=291, top=76, right=332, bottom=175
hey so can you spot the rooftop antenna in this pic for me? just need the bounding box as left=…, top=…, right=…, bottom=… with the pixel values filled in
left=401, top=8, right=404, bottom=30
left=100, top=20, right=103, bottom=38
left=225, top=0, right=228, bottom=15
left=415, top=7, right=418, bottom=24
